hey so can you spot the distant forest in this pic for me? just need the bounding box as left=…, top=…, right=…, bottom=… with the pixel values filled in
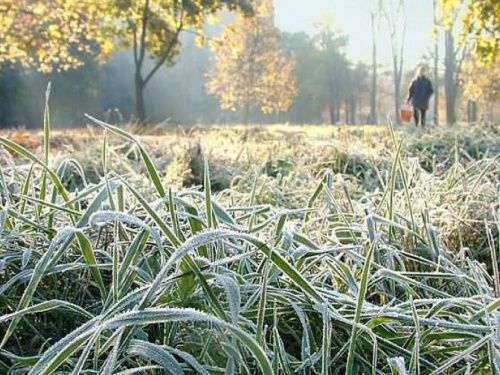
left=0, top=31, right=412, bottom=127
left=0, top=1, right=498, bottom=128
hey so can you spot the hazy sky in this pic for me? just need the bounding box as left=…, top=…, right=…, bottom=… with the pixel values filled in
left=274, top=0, right=435, bottom=69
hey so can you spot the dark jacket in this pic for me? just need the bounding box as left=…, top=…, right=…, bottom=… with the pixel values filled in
left=407, top=76, right=434, bottom=110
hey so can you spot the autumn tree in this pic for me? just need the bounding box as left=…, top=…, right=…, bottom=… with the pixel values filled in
left=1, top=1, right=253, bottom=123
left=0, top=0, right=111, bottom=72
left=207, top=0, right=297, bottom=124
left=462, top=58, right=500, bottom=121
left=0, top=0, right=113, bottom=128
left=105, top=0, right=252, bottom=123
left=441, top=0, right=500, bottom=64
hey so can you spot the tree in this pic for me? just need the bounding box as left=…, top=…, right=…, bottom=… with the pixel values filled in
left=368, top=3, right=380, bottom=124
left=107, top=0, right=252, bottom=123
left=313, top=19, right=350, bottom=124
left=380, top=0, right=406, bottom=125
left=433, top=0, right=440, bottom=125
left=441, top=0, right=500, bottom=64
left=462, top=58, right=500, bottom=121
left=282, top=26, right=369, bottom=125
left=350, top=62, right=370, bottom=124
left=440, top=0, right=469, bottom=125
left=281, top=32, right=323, bottom=123
left=0, top=1, right=253, bottom=123
left=444, top=30, right=459, bottom=124
left=207, top=0, right=297, bottom=124
left=0, top=0, right=112, bottom=128
left=0, top=0, right=111, bottom=72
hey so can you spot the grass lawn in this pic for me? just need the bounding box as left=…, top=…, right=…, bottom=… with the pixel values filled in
left=1, top=120, right=500, bottom=374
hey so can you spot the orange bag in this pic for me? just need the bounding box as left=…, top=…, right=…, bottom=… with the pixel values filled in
left=400, top=105, right=413, bottom=123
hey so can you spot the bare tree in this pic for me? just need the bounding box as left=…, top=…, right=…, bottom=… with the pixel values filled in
left=380, top=0, right=406, bottom=125
left=368, top=5, right=380, bottom=124
left=433, top=0, right=440, bottom=125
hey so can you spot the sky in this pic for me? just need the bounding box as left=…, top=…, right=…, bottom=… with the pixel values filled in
left=274, top=0, right=435, bottom=69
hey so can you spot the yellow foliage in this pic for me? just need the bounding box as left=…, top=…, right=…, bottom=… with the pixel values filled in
left=440, top=0, right=500, bottom=64
left=207, top=13, right=219, bottom=25
left=0, top=0, right=251, bottom=78
left=462, top=58, right=500, bottom=103
left=0, top=0, right=113, bottom=72
left=207, top=0, right=297, bottom=119
left=102, top=0, right=251, bottom=73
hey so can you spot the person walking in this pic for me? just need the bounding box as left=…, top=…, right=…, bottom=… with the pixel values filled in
left=406, top=66, right=434, bottom=127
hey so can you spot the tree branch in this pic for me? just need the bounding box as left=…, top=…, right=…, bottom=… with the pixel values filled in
left=143, top=21, right=184, bottom=87
left=133, top=26, right=139, bottom=66
left=398, top=14, right=406, bottom=79
left=455, top=43, right=469, bottom=80
left=138, top=0, right=150, bottom=66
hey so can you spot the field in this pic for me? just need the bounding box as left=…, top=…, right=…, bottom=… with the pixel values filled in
left=1, top=118, right=500, bottom=374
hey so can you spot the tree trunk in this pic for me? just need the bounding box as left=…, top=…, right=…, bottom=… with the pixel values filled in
left=335, top=99, right=340, bottom=124
left=328, top=75, right=335, bottom=125
left=329, top=104, right=335, bottom=125
left=135, top=69, right=146, bottom=123
left=433, top=44, right=439, bottom=125
left=369, top=10, right=378, bottom=124
left=395, top=83, right=401, bottom=125
left=467, top=100, right=477, bottom=123
left=432, top=0, right=439, bottom=125
left=344, top=100, right=349, bottom=124
left=487, top=102, right=493, bottom=123
left=132, top=0, right=150, bottom=124
left=444, top=29, right=457, bottom=125
left=350, top=94, right=356, bottom=124
left=433, top=0, right=439, bottom=125
left=329, top=94, right=335, bottom=125
left=243, top=99, right=250, bottom=125
left=393, top=57, right=402, bottom=125
left=383, top=1, right=406, bottom=126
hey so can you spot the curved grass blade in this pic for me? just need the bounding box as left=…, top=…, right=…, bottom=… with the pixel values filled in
left=102, top=308, right=273, bottom=375
left=0, top=300, right=93, bottom=324
left=345, top=227, right=378, bottom=375
left=0, top=228, right=79, bottom=348
left=85, top=114, right=166, bottom=198
left=0, top=136, right=70, bottom=203
left=127, top=340, right=184, bottom=374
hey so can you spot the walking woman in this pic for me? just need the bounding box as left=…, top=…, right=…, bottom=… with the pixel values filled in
left=406, top=66, right=434, bottom=127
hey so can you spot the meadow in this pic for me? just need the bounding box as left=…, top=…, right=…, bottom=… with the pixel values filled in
left=1, top=116, right=500, bottom=374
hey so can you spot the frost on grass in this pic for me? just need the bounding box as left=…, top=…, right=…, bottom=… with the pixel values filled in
left=2, top=124, right=500, bottom=374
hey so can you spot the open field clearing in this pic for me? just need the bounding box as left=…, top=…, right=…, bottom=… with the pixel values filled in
left=4, top=0, right=500, bottom=373
left=1, top=120, right=500, bottom=374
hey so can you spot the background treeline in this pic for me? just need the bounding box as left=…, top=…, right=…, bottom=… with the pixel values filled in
left=0, top=26, right=413, bottom=127
left=0, top=30, right=362, bottom=127
left=1, top=0, right=500, bottom=128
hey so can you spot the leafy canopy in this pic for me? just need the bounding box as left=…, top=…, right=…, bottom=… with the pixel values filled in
left=0, top=0, right=113, bottom=72
left=462, top=57, right=500, bottom=103
left=441, top=0, right=500, bottom=63
left=0, top=0, right=253, bottom=73
left=207, top=0, right=297, bottom=117
left=110, top=0, right=253, bottom=68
